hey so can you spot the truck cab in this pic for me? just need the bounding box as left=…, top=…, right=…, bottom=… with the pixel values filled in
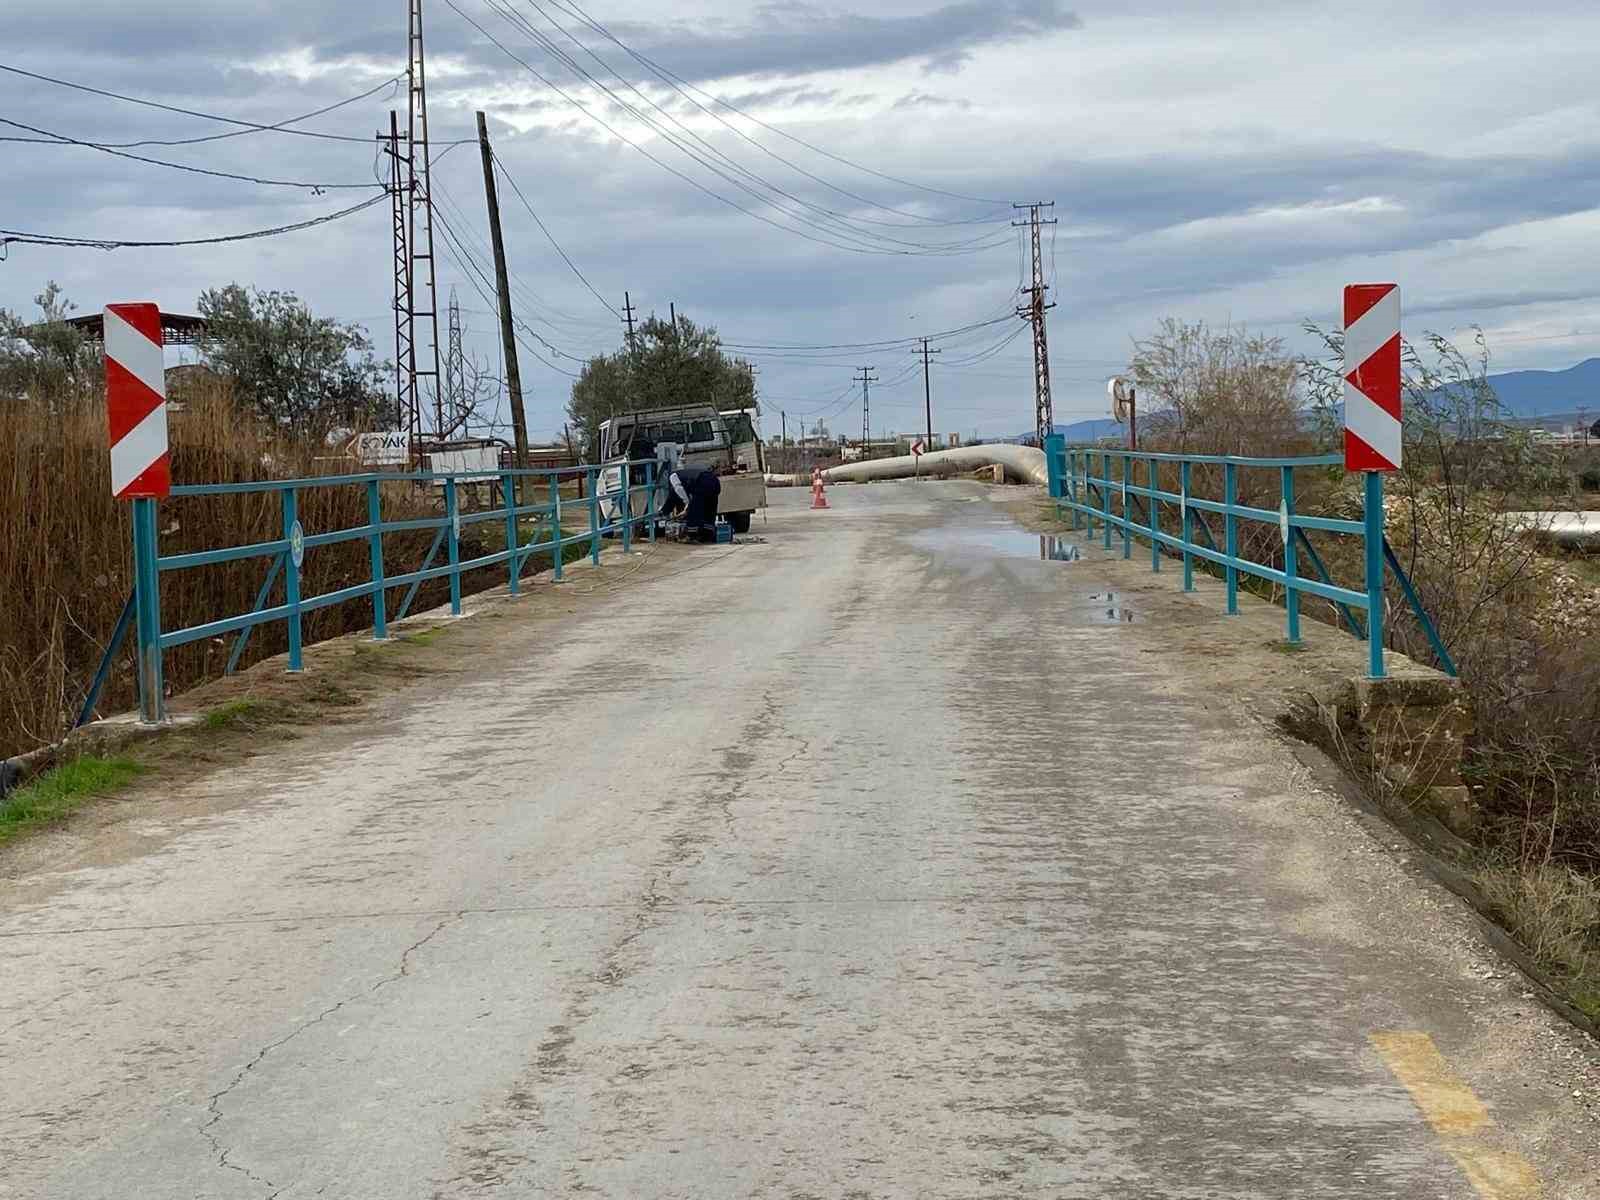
left=597, top=405, right=767, bottom=533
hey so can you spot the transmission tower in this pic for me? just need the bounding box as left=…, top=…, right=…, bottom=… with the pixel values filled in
left=445, top=287, right=465, bottom=435
left=1014, top=201, right=1058, bottom=445
left=855, top=366, right=878, bottom=456
left=380, top=111, right=414, bottom=438
left=407, top=0, right=444, bottom=440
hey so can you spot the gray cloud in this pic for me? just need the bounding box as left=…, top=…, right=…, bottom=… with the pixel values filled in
left=8, top=2, right=1600, bottom=435
left=577, top=0, right=1083, bottom=81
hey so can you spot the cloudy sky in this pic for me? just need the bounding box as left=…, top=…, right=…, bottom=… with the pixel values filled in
left=6, top=0, right=1600, bottom=440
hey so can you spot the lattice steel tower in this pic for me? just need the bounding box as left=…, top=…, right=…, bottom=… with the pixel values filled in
left=381, top=110, right=414, bottom=437
left=1014, top=201, right=1058, bottom=445
left=407, top=0, right=444, bottom=439
left=445, top=287, right=466, bottom=436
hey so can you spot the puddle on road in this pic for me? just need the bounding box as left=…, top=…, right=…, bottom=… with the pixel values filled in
left=909, top=521, right=1140, bottom=623
left=1086, top=591, right=1138, bottom=624
left=910, top=525, right=1083, bottom=562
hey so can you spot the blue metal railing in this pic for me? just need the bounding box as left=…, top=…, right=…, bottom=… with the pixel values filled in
left=1042, top=436, right=1455, bottom=680
left=96, top=461, right=659, bottom=726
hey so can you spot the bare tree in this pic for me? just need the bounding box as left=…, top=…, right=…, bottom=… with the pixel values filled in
left=1128, top=318, right=1301, bottom=454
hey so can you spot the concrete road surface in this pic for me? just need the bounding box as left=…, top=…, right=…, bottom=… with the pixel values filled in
left=2, top=482, right=1595, bottom=1198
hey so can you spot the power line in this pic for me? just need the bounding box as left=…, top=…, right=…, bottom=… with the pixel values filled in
left=450, top=0, right=1010, bottom=258
left=0, top=193, right=388, bottom=252
left=431, top=202, right=586, bottom=377
left=718, top=312, right=1015, bottom=354
left=518, top=0, right=1011, bottom=234
left=0, top=74, right=405, bottom=149
left=0, top=61, right=420, bottom=146
left=433, top=195, right=603, bottom=347
left=491, top=151, right=621, bottom=318
left=489, top=0, right=1012, bottom=254
left=545, top=0, right=1010, bottom=209
left=0, top=115, right=383, bottom=191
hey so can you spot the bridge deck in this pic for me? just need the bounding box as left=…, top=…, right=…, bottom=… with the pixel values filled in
left=1, top=482, right=1592, bottom=1197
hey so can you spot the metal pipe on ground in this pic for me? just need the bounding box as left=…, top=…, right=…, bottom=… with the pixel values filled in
left=766, top=445, right=1048, bottom=488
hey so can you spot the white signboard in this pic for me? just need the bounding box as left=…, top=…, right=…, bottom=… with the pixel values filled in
left=355, top=432, right=409, bottom=466
left=427, top=446, right=501, bottom=480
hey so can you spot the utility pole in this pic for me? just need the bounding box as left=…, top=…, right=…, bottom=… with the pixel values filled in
left=919, top=337, right=941, bottom=449
left=1013, top=201, right=1058, bottom=445
left=855, top=366, right=879, bottom=458
left=622, top=291, right=638, bottom=352
left=407, top=0, right=444, bottom=440
left=476, top=110, right=529, bottom=470
left=669, top=301, right=677, bottom=330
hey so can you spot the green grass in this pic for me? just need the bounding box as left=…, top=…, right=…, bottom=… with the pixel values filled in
left=203, top=698, right=271, bottom=729
left=402, top=626, right=449, bottom=647
left=0, top=756, right=145, bottom=846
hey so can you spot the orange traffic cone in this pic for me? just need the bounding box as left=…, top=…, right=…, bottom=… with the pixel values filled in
left=810, top=467, right=830, bottom=510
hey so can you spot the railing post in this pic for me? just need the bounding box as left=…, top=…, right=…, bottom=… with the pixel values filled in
left=587, top=468, right=602, bottom=566
left=1102, top=451, right=1113, bottom=550
left=367, top=479, right=388, bottom=640
left=620, top=462, right=633, bottom=553
left=1147, top=456, right=1160, bottom=572
left=502, top=472, right=521, bottom=596
left=1180, top=461, right=1194, bottom=592
left=1044, top=434, right=1065, bottom=499
left=1224, top=462, right=1239, bottom=615
left=445, top=477, right=462, bottom=617
left=644, top=462, right=657, bottom=543
left=282, top=486, right=304, bottom=672
left=1282, top=466, right=1301, bottom=645
left=1365, top=469, right=1386, bottom=678
left=131, top=496, right=165, bottom=724
left=1070, top=449, right=1082, bottom=531
left=1121, top=454, right=1132, bottom=559
left=550, top=475, right=565, bottom=582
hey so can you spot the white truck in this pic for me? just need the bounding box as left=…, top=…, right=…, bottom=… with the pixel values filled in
left=597, top=404, right=767, bottom=533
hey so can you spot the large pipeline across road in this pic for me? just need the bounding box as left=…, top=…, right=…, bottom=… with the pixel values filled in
left=768, top=444, right=1049, bottom=488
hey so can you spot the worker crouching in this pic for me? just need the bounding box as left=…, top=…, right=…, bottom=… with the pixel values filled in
left=660, top=464, right=722, bottom=542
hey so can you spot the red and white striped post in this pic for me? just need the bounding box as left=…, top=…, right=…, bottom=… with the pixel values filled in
left=105, top=303, right=170, bottom=722
left=1344, top=284, right=1401, bottom=679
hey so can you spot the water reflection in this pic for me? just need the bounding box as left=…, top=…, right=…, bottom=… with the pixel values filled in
left=1040, top=536, right=1082, bottom=562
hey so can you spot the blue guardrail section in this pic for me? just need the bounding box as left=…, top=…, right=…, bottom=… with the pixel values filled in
left=98, top=461, right=658, bottom=725
left=1042, top=435, right=1456, bottom=682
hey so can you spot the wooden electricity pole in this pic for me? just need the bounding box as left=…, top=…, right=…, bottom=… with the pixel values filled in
left=476, top=111, right=529, bottom=470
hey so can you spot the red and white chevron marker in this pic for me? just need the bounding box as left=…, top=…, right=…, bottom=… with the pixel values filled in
left=1343, top=283, right=1402, bottom=472
left=104, top=303, right=170, bottom=499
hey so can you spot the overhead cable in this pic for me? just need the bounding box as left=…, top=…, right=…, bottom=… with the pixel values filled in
left=0, top=62, right=474, bottom=147
left=547, top=0, right=1010, bottom=208
left=544, top=0, right=1004, bottom=224
left=450, top=0, right=1009, bottom=258
left=0, top=193, right=388, bottom=252
left=486, top=0, right=1010, bottom=254
left=515, top=0, right=1010, bottom=235
left=491, top=153, right=621, bottom=318
left=1, top=116, right=382, bottom=191
left=0, top=74, right=404, bottom=149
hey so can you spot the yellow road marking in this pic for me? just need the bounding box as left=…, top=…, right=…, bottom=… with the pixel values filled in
left=1370, top=1031, right=1542, bottom=1200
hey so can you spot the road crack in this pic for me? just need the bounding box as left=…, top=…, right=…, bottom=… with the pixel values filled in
left=197, top=912, right=464, bottom=1195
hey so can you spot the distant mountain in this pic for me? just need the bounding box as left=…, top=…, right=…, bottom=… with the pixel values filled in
left=1468, top=358, right=1600, bottom=419
left=1054, top=418, right=1123, bottom=441
left=1007, top=419, right=1123, bottom=443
